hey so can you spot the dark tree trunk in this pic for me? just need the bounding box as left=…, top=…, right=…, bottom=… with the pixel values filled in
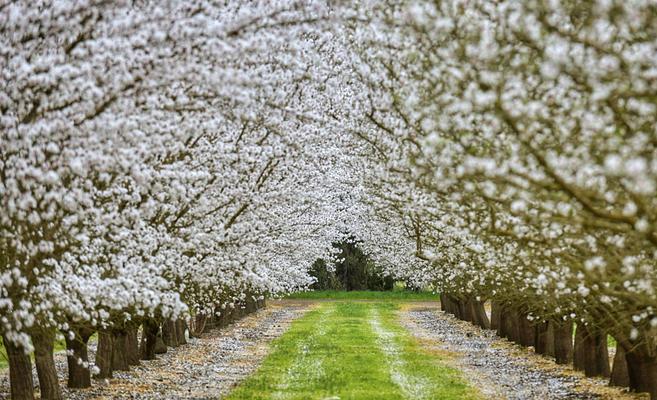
left=500, top=306, right=521, bottom=343
left=140, top=319, right=160, bottom=360
left=553, top=322, right=573, bottom=365
left=218, top=308, right=232, bottom=329
left=111, top=330, right=130, bottom=371
left=534, top=321, right=550, bottom=355
left=490, top=301, right=501, bottom=331
left=65, top=326, right=95, bottom=388
left=535, top=321, right=555, bottom=356
left=439, top=294, right=447, bottom=312
left=455, top=298, right=467, bottom=321
left=246, top=295, right=257, bottom=314
left=3, top=334, right=35, bottom=400
left=154, top=327, right=167, bottom=354
left=518, top=313, right=535, bottom=348
left=573, top=324, right=610, bottom=377
left=610, top=345, right=629, bottom=388
left=625, top=349, right=657, bottom=398
left=162, top=319, right=179, bottom=347
left=95, top=331, right=114, bottom=379
left=176, top=319, right=187, bottom=345
left=32, top=329, right=62, bottom=400
left=193, top=314, right=207, bottom=337
left=256, top=297, right=265, bottom=309
left=126, top=326, right=140, bottom=366
left=470, top=300, right=490, bottom=329
left=203, top=309, right=217, bottom=332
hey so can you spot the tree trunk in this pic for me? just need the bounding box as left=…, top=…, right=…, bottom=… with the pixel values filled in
left=470, top=300, right=490, bottom=329
left=176, top=319, right=187, bottom=345
left=111, top=330, right=130, bottom=371
left=573, top=324, right=610, bottom=377
left=610, top=344, right=629, bottom=388
left=257, top=297, right=266, bottom=309
left=461, top=298, right=475, bottom=323
left=625, top=349, right=657, bottom=398
left=126, top=326, right=140, bottom=366
left=500, top=306, right=520, bottom=343
left=534, top=321, right=550, bottom=355
left=218, top=308, right=232, bottom=329
left=553, top=322, right=573, bottom=365
left=155, top=328, right=167, bottom=354
left=246, top=295, right=257, bottom=314
left=32, top=329, right=62, bottom=400
left=95, top=331, right=114, bottom=379
left=193, top=314, right=207, bottom=337
left=140, top=319, right=160, bottom=360
left=3, top=334, right=35, bottom=400
left=162, top=319, right=178, bottom=347
left=65, top=327, right=94, bottom=388
left=518, top=313, right=535, bottom=348
left=490, top=301, right=501, bottom=331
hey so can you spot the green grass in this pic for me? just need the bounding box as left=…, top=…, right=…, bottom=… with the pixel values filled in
left=285, top=290, right=439, bottom=301
left=226, top=301, right=479, bottom=400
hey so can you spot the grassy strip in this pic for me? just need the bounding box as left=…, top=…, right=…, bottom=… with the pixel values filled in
left=374, top=303, right=480, bottom=400
left=226, top=302, right=478, bottom=400
left=285, top=290, right=438, bottom=301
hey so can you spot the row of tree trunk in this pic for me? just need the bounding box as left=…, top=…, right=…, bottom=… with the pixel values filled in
left=2, top=295, right=265, bottom=400
left=440, top=294, right=657, bottom=399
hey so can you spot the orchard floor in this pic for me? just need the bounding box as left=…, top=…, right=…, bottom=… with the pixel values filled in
left=0, top=299, right=646, bottom=400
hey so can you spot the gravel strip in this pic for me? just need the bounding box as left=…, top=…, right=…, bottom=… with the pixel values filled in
left=0, top=302, right=311, bottom=400
left=400, top=303, right=639, bottom=400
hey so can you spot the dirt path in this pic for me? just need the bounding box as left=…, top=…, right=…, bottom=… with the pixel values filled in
left=0, top=301, right=312, bottom=400
left=399, top=302, right=642, bottom=400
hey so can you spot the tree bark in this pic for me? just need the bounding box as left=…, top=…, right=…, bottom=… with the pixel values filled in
left=140, top=319, right=160, bottom=360
left=95, top=331, right=114, bottom=379
left=470, top=300, right=490, bottom=329
left=490, top=301, right=501, bottom=331
left=553, top=322, right=573, bottom=365
left=534, top=321, right=550, bottom=355
left=625, top=348, right=657, bottom=398
left=111, top=330, right=130, bottom=371
left=126, top=326, right=140, bottom=366
left=65, top=327, right=95, bottom=388
left=573, top=324, right=610, bottom=377
left=518, top=313, right=535, bottom=348
left=218, top=308, right=232, bottom=329
left=3, top=334, right=35, bottom=400
left=500, top=306, right=520, bottom=343
left=246, top=295, right=257, bottom=314
left=32, top=329, right=62, bottom=400
left=193, top=314, right=207, bottom=337
left=176, top=319, right=187, bottom=345
left=610, top=344, right=629, bottom=388
left=154, top=327, right=167, bottom=354
left=162, top=319, right=178, bottom=347
left=257, top=297, right=266, bottom=309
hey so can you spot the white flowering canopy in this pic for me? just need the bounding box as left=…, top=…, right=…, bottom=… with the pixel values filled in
left=1, top=0, right=657, bottom=360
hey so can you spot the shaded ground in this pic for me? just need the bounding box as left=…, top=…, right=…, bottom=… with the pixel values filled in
left=400, top=302, right=643, bottom=400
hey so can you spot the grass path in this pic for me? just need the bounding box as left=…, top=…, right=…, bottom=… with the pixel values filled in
left=226, top=301, right=478, bottom=400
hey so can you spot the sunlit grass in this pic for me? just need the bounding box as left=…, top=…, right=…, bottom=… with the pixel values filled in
left=226, top=301, right=479, bottom=400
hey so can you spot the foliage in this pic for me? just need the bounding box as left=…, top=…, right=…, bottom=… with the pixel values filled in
left=309, top=240, right=394, bottom=291
left=286, top=290, right=437, bottom=301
